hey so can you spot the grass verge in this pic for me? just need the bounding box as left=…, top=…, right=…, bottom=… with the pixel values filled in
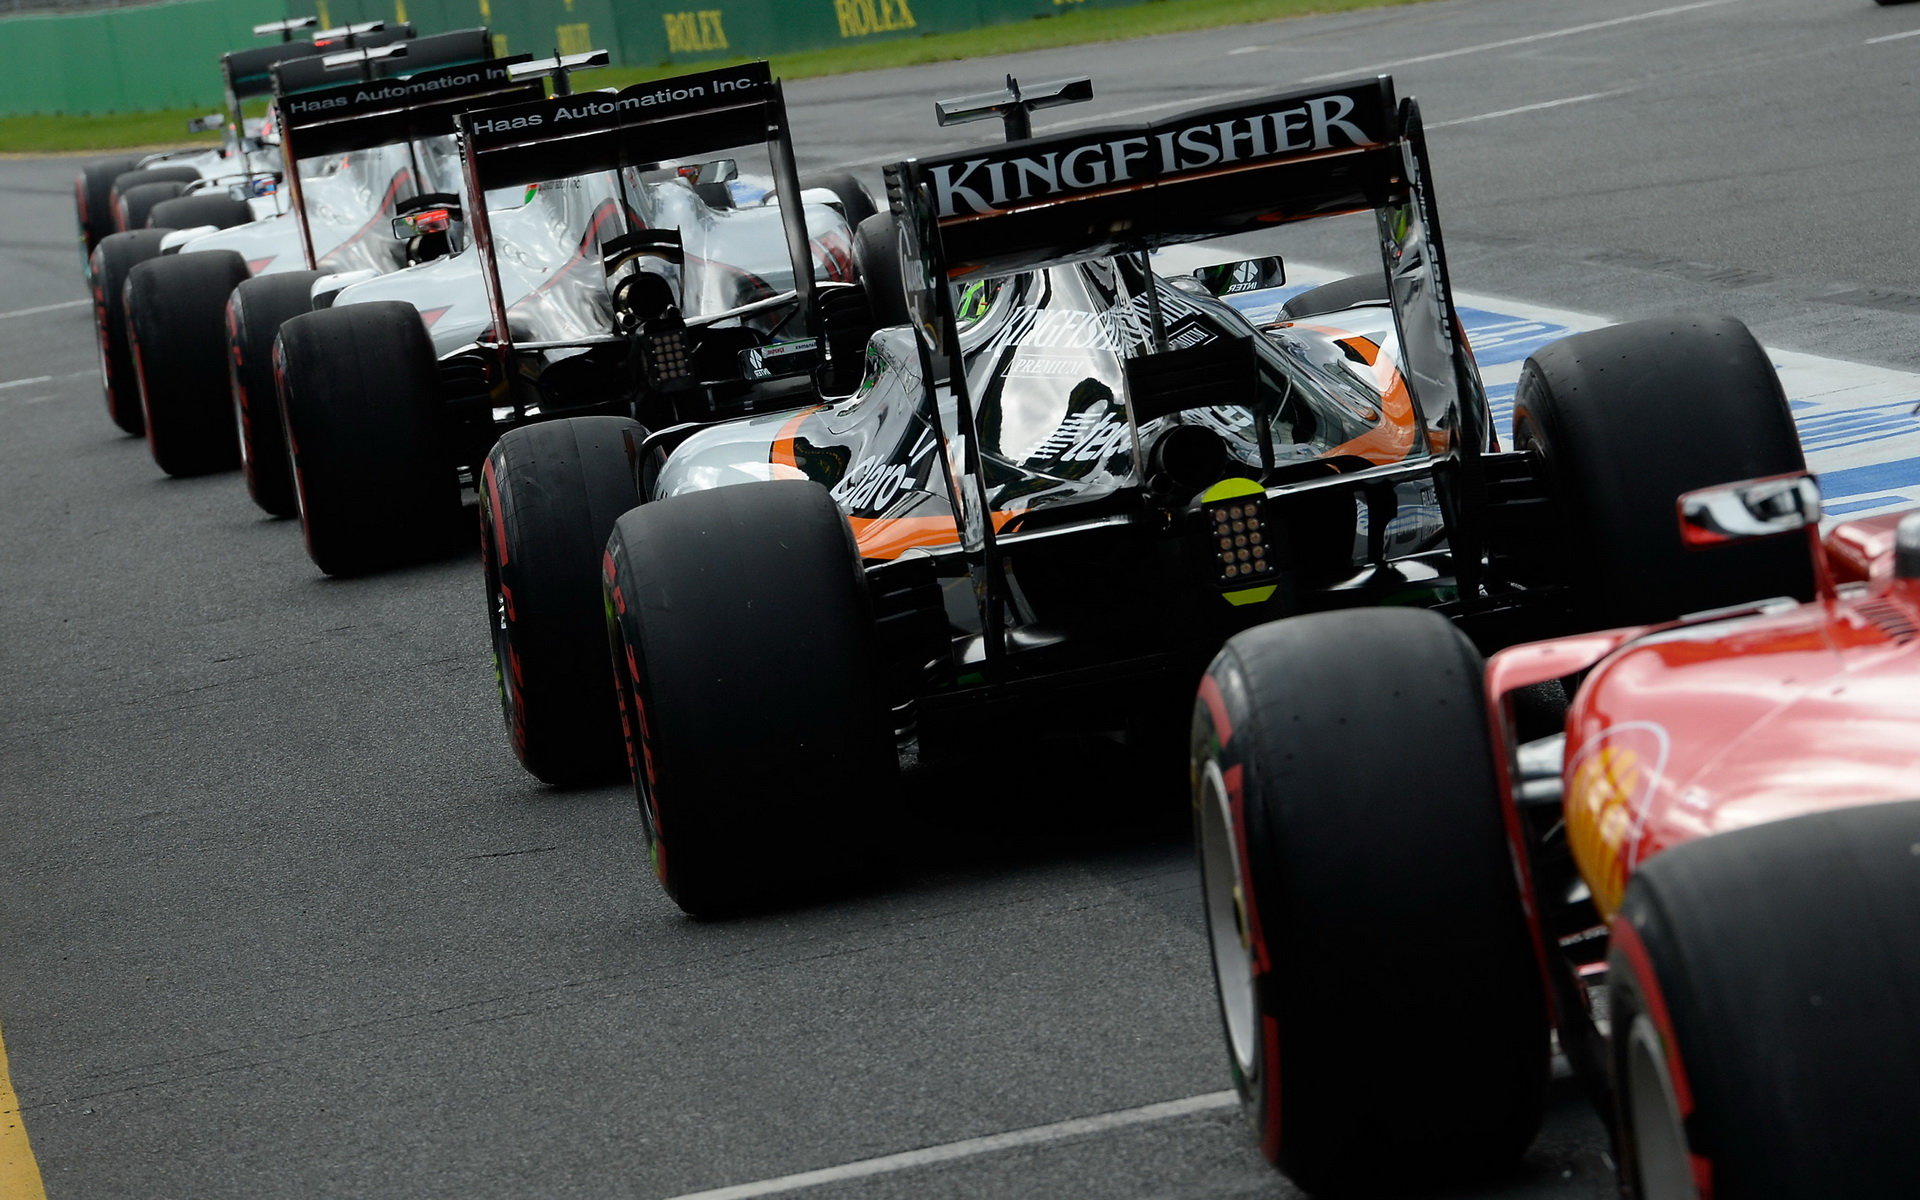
left=2, top=0, right=1422, bottom=153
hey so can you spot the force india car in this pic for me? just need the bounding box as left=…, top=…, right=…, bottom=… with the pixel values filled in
left=271, top=58, right=872, bottom=584
left=1193, top=473, right=1920, bottom=1198
left=88, top=28, right=507, bottom=477
left=477, top=73, right=1812, bottom=917
left=72, top=18, right=406, bottom=268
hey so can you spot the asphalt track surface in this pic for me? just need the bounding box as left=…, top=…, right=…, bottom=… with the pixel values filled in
left=2, top=0, right=1916, bottom=1196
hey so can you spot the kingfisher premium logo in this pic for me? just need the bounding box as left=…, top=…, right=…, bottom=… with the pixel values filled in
left=927, top=89, right=1384, bottom=218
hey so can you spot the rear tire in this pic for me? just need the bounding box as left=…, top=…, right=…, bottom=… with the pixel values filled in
left=1515, top=314, right=1813, bottom=628
left=276, top=302, right=461, bottom=576
left=1193, top=607, right=1547, bottom=1194
left=127, top=250, right=250, bottom=476
left=481, top=416, right=644, bottom=787
left=851, top=212, right=909, bottom=329
left=113, top=179, right=190, bottom=232
left=227, top=270, right=325, bottom=517
left=75, top=156, right=142, bottom=271
left=148, top=193, right=254, bottom=233
left=604, top=479, right=898, bottom=917
left=799, top=170, right=876, bottom=229
left=1610, top=800, right=1920, bottom=1199
left=89, top=229, right=169, bottom=436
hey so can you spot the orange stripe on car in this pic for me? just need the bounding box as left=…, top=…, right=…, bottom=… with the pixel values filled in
left=847, top=510, right=1021, bottom=561
left=770, top=405, right=826, bottom=470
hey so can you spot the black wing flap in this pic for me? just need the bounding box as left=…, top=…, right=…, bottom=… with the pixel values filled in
left=278, top=56, right=543, bottom=159
left=460, top=62, right=779, bottom=190
left=901, top=76, right=1404, bottom=279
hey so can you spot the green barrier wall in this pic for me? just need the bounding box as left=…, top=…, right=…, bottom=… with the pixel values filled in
left=0, top=0, right=1155, bottom=115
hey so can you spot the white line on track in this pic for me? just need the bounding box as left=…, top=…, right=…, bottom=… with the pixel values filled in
left=1300, top=0, right=1745, bottom=82
left=1865, top=29, right=1920, bottom=45
left=658, top=1091, right=1238, bottom=1200
left=1428, top=89, right=1635, bottom=129
left=0, top=299, right=87, bottom=320
left=0, top=376, right=52, bottom=391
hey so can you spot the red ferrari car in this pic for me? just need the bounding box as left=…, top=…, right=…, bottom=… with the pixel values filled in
left=1194, top=470, right=1920, bottom=1198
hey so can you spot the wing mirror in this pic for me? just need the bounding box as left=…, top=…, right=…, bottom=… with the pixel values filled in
left=187, top=113, right=225, bottom=134
left=1191, top=257, right=1286, bottom=298
left=1678, top=473, right=1820, bottom=547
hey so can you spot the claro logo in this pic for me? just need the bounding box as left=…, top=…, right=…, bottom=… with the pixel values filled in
left=928, top=94, right=1375, bottom=218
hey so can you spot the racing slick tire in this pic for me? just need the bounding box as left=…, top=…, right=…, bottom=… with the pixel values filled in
left=227, top=270, right=325, bottom=517
left=851, top=212, right=910, bottom=330
left=1192, top=607, right=1547, bottom=1195
left=126, top=249, right=250, bottom=476
left=1279, top=271, right=1389, bottom=320
left=148, top=193, right=255, bottom=234
left=276, top=301, right=462, bottom=576
left=799, top=171, right=877, bottom=229
left=112, top=178, right=191, bottom=232
left=75, top=156, right=142, bottom=269
left=89, top=228, right=170, bottom=436
left=1608, top=799, right=1920, bottom=1200
left=481, top=416, right=645, bottom=787
left=603, top=479, right=899, bottom=917
left=1515, top=314, right=1813, bottom=629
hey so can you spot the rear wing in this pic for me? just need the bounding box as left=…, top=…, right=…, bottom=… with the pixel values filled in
left=883, top=74, right=1495, bottom=642
left=893, top=76, right=1404, bottom=281
left=276, top=55, right=539, bottom=161
left=454, top=61, right=815, bottom=350
left=273, top=50, right=540, bottom=269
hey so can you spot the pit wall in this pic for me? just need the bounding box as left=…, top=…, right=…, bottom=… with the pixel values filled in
left=0, top=0, right=1150, bottom=115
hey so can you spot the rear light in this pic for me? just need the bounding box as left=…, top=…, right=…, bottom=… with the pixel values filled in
left=1209, top=499, right=1276, bottom=586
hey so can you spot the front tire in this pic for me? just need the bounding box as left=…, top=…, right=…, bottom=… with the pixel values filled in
left=1193, top=608, right=1547, bottom=1194
left=227, top=270, right=325, bottom=517
left=1610, top=799, right=1920, bottom=1199
left=604, top=479, right=898, bottom=917
left=1515, top=315, right=1813, bottom=627
left=126, top=250, right=250, bottom=476
left=481, top=416, right=645, bottom=786
left=276, top=302, right=461, bottom=576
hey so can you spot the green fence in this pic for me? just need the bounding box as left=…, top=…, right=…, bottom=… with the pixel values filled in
left=0, top=0, right=1154, bottom=115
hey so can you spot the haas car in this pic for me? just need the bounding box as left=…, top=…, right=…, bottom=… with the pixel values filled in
left=497, top=73, right=1808, bottom=916
left=273, top=57, right=871, bottom=579
left=75, top=18, right=408, bottom=270
left=87, top=24, right=496, bottom=452
left=1193, top=474, right=1920, bottom=1198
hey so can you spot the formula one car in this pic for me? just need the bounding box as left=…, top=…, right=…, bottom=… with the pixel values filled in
left=72, top=18, right=406, bottom=269
left=1193, top=473, right=1920, bottom=1198
left=100, top=29, right=511, bottom=478
left=85, top=22, right=483, bottom=445
left=572, top=74, right=1813, bottom=915
left=273, top=57, right=871, bottom=591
